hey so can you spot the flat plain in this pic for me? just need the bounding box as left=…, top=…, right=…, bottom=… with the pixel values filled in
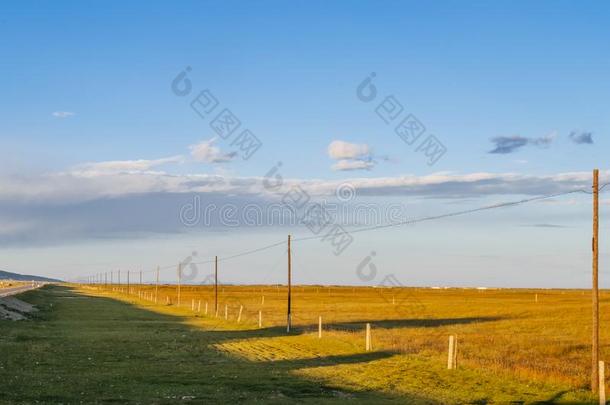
left=0, top=284, right=607, bottom=404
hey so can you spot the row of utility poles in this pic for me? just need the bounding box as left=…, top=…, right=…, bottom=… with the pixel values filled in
left=84, top=169, right=604, bottom=397
left=86, top=234, right=295, bottom=334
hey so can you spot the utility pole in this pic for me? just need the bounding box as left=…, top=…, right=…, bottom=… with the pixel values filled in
left=592, top=168, right=600, bottom=393
left=177, top=263, right=182, bottom=307
left=139, top=270, right=142, bottom=285
left=214, top=256, right=218, bottom=314
left=287, top=234, right=292, bottom=333
left=127, top=271, right=130, bottom=293
left=118, top=270, right=121, bottom=286
left=155, top=266, right=159, bottom=304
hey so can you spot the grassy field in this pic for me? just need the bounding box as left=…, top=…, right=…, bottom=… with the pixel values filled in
left=0, top=284, right=606, bottom=404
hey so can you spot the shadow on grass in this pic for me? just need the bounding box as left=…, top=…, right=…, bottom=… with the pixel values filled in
left=1, top=285, right=442, bottom=404
left=324, top=316, right=507, bottom=331
left=193, top=316, right=507, bottom=346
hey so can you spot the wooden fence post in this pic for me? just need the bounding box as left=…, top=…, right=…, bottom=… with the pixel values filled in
left=600, top=361, right=606, bottom=405
left=225, top=304, right=228, bottom=320
left=237, top=305, right=243, bottom=323
left=258, top=310, right=262, bottom=328
left=318, top=316, right=322, bottom=338
left=448, top=335, right=458, bottom=369
left=448, top=336, right=455, bottom=369
left=205, top=301, right=208, bottom=315
left=191, top=299, right=195, bottom=311
left=365, top=323, right=372, bottom=351
left=454, top=336, right=458, bottom=368
left=198, top=300, right=201, bottom=313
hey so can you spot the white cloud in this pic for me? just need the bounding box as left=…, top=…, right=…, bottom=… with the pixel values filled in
left=52, top=111, right=75, bottom=118
left=331, top=159, right=374, bottom=171
left=327, top=140, right=375, bottom=171
left=327, top=140, right=371, bottom=160
left=190, top=138, right=236, bottom=163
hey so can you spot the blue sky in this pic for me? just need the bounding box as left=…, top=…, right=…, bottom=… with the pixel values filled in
left=0, top=1, right=608, bottom=286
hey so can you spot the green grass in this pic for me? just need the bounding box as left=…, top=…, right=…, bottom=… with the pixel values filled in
left=0, top=285, right=599, bottom=404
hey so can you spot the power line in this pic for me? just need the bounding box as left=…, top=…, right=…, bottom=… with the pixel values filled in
left=292, top=187, right=601, bottom=243
left=80, top=183, right=610, bottom=281
left=199, top=240, right=286, bottom=264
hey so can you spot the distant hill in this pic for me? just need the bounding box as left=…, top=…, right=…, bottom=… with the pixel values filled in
left=0, top=270, right=61, bottom=282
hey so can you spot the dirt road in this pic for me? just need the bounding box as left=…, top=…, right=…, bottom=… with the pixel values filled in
left=0, top=284, right=40, bottom=298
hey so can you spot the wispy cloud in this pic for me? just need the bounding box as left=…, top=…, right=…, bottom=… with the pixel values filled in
left=52, top=111, right=75, bottom=119
left=0, top=169, right=605, bottom=246
left=569, top=131, right=594, bottom=145
left=73, top=156, right=183, bottom=175
left=331, top=159, right=374, bottom=171
left=522, top=223, right=568, bottom=228
left=0, top=169, right=605, bottom=204
left=488, top=133, right=555, bottom=154
left=189, top=138, right=237, bottom=163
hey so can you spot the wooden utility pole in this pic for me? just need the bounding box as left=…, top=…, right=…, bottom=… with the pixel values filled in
left=155, top=266, right=159, bottom=304
left=592, top=168, right=600, bottom=393
left=214, top=256, right=218, bottom=314
left=139, top=270, right=142, bottom=285
left=287, top=234, right=292, bottom=333
left=177, top=263, right=182, bottom=307
left=118, top=270, right=121, bottom=286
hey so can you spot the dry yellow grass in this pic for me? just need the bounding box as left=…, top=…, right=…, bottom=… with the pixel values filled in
left=4, top=284, right=601, bottom=403
left=103, top=283, right=607, bottom=389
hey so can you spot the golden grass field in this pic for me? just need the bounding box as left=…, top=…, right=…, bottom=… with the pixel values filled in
left=2, top=283, right=608, bottom=403
left=104, top=283, right=608, bottom=400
